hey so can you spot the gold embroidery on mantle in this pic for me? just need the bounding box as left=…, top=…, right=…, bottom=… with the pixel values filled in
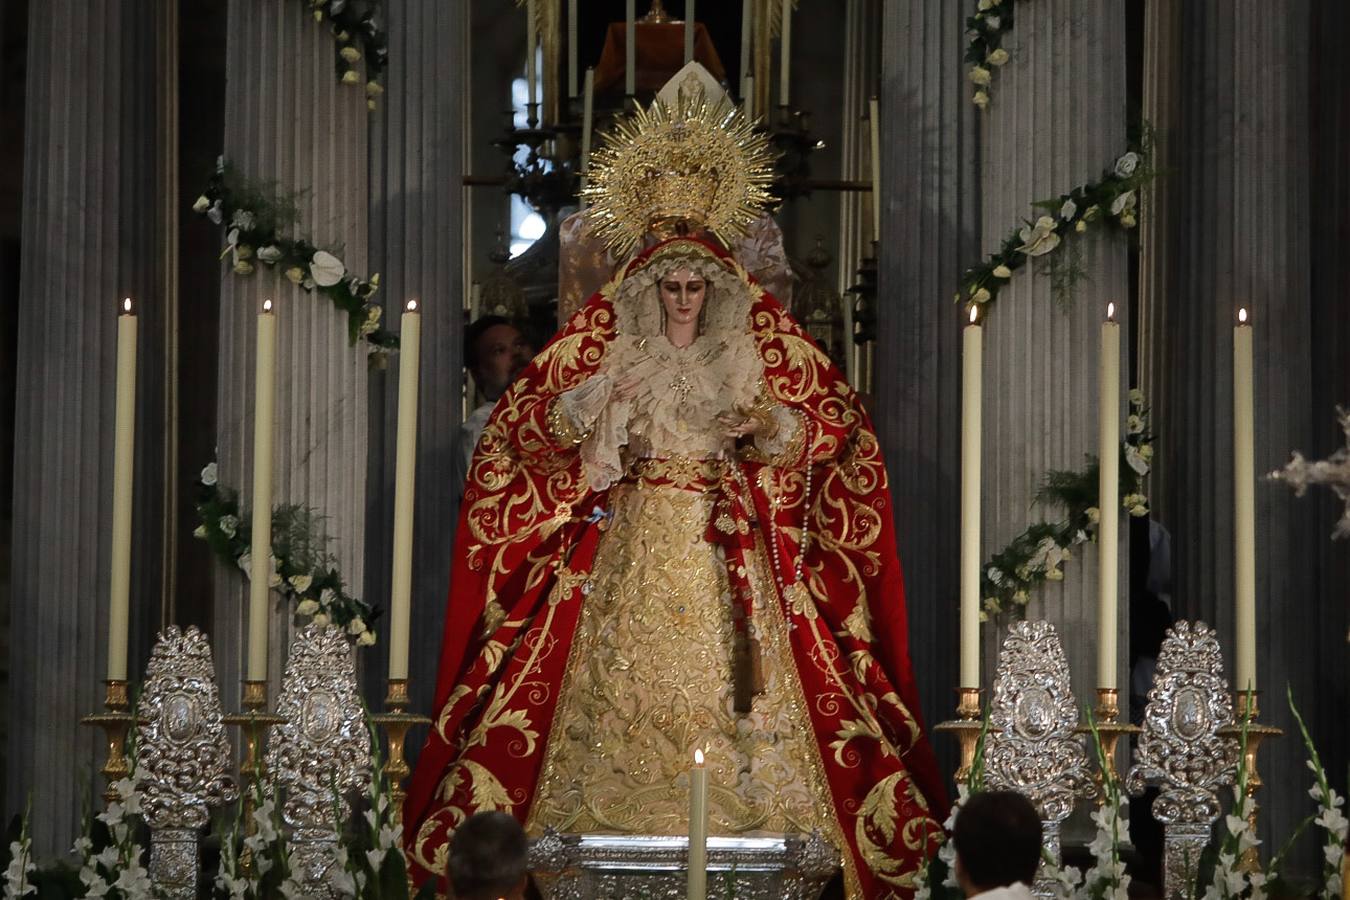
left=526, top=482, right=837, bottom=842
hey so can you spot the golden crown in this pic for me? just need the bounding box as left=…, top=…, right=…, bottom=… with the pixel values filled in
left=581, top=91, right=777, bottom=257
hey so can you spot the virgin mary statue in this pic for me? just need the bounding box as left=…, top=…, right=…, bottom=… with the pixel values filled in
left=405, top=83, right=946, bottom=899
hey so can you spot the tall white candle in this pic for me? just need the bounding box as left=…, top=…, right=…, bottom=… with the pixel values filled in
left=869, top=97, right=881, bottom=245
left=579, top=67, right=595, bottom=208
left=567, top=0, right=578, bottom=98
left=247, top=298, right=277, bottom=683
left=625, top=0, right=636, bottom=97
left=739, top=0, right=753, bottom=97
left=1233, top=307, right=1256, bottom=693
left=1097, top=304, right=1121, bottom=690
left=959, top=305, right=983, bottom=688
left=526, top=0, right=538, bottom=113
left=107, top=298, right=138, bottom=682
left=688, top=748, right=708, bottom=900
left=684, top=0, right=695, bottom=64
left=778, top=0, right=791, bottom=108
left=388, top=300, right=422, bottom=681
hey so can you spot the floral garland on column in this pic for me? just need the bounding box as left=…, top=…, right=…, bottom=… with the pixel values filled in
left=193, top=462, right=379, bottom=646
left=978, top=392, right=1153, bottom=621
left=193, top=158, right=397, bottom=358
left=965, top=0, right=1022, bottom=110
left=305, top=0, right=388, bottom=109
left=958, top=142, right=1156, bottom=311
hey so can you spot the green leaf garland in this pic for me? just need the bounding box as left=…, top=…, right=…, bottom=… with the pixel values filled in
left=193, top=462, right=379, bottom=646
left=192, top=157, right=397, bottom=358
left=965, top=0, right=1023, bottom=110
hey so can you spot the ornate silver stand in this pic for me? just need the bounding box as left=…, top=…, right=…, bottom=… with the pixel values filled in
left=983, top=620, right=1094, bottom=898
left=137, top=626, right=238, bottom=899
left=1126, top=622, right=1238, bottom=900
left=529, top=831, right=840, bottom=900
left=266, top=624, right=372, bottom=899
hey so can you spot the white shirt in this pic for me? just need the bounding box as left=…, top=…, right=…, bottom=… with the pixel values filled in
left=971, top=883, right=1036, bottom=900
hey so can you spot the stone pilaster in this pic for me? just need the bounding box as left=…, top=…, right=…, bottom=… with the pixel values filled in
left=6, top=0, right=166, bottom=852
left=1162, top=0, right=1319, bottom=853
left=876, top=0, right=979, bottom=764
left=365, top=0, right=467, bottom=719
left=212, top=0, right=370, bottom=703
left=979, top=0, right=1130, bottom=700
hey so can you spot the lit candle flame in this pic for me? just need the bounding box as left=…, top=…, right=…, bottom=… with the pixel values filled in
left=122, top=297, right=133, bottom=314
left=1238, top=307, right=1248, bottom=324
left=1106, top=302, right=1116, bottom=322
left=694, top=748, right=705, bottom=765
left=968, top=305, right=979, bottom=325
left=262, top=299, right=273, bottom=313
left=407, top=298, right=419, bottom=312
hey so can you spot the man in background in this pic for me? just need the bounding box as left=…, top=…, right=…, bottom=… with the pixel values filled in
left=457, top=315, right=533, bottom=490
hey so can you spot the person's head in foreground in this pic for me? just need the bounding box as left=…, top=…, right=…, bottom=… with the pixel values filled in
left=447, top=811, right=529, bottom=900
left=953, top=790, right=1043, bottom=898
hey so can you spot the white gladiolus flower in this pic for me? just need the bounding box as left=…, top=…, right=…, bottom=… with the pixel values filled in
left=1114, top=151, right=1140, bottom=177
left=201, top=461, right=218, bottom=485
left=309, top=250, right=347, bottom=287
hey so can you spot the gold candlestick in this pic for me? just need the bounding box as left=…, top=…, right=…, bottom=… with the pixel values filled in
left=1217, top=692, right=1282, bottom=871
left=81, top=680, right=140, bottom=804
left=934, top=687, right=984, bottom=785
left=372, top=678, right=431, bottom=824
left=1077, top=688, right=1141, bottom=803
left=224, top=680, right=286, bottom=850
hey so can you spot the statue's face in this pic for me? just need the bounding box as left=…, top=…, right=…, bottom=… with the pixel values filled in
left=658, top=266, right=707, bottom=330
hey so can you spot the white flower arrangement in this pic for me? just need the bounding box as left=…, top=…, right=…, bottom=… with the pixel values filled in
left=3, top=807, right=36, bottom=900
left=303, top=0, right=388, bottom=108
left=215, top=781, right=306, bottom=900
left=958, top=138, right=1157, bottom=312
left=964, top=0, right=1021, bottom=108
left=978, top=392, right=1154, bottom=621
left=70, top=770, right=155, bottom=900
left=193, top=461, right=379, bottom=646
left=1289, top=687, right=1348, bottom=900
left=193, top=157, right=394, bottom=355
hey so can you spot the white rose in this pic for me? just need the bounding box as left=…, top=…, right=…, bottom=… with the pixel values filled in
left=1129, top=388, right=1145, bottom=405
left=207, top=200, right=224, bottom=224
left=229, top=210, right=256, bottom=231
left=366, top=80, right=384, bottom=97
left=200, top=461, right=218, bottom=485
left=358, top=630, right=377, bottom=646
left=342, top=69, right=360, bottom=85
left=289, top=573, right=313, bottom=594
left=233, top=260, right=255, bottom=276
left=1114, top=151, right=1140, bottom=178
left=992, top=264, right=1012, bottom=278
left=192, top=195, right=211, bottom=213
left=256, top=245, right=282, bottom=264
left=987, top=48, right=1010, bottom=66
left=977, top=0, right=994, bottom=9
left=985, top=15, right=1001, bottom=29
left=312, top=612, right=330, bottom=627
left=284, top=266, right=305, bottom=284
left=1012, top=589, right=1029, bottom=606
left=310, top=250, right=346, bottom=287
left=320, top=588, right=337, bottom=608
left=1139, top=443, right=1154, bottom=461
left=1120, top=211, right=1137, bottom=228
left=340, top=46, right=362, bottom=63
left=1110, top=190, right=1137, bottom=216
left=971, top=286, right=991, bottom=304
left=358, top=304, right=383, bottom=336
left=193, top=524, right=207, bottom=538
left=296, top=599, right=319, bottom=616
left=1126, top=414, right=1145, bottom=434
left=347, top=616, right=367, bottom=635
left=1075, top=219, right=1088, bottom=233
left=972, top=90, right=989, bottom=110
left=218, top=514, right=239, bottom=538
left=1045, top=566, right=1065, bottom=581
left=986, top=566, right=1005, bottom=585
left=968, top=66, right=991, bottom=86
left=1086, top=506, right=1101, bottom=524
left=1060, top=198, right=1077, bottom=221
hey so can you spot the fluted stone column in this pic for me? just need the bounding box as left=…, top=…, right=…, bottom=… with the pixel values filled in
left=876, top=0, right=979, bottom=771
left=365, top=0, right=466, bottom=721
left=977, top=0, right=1130, bottom=702
left=6, top=1, right=167, bottom=852
left=1162, top=0, right=1320, bottom=856
left=213, top=1, right=370, bottom=702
